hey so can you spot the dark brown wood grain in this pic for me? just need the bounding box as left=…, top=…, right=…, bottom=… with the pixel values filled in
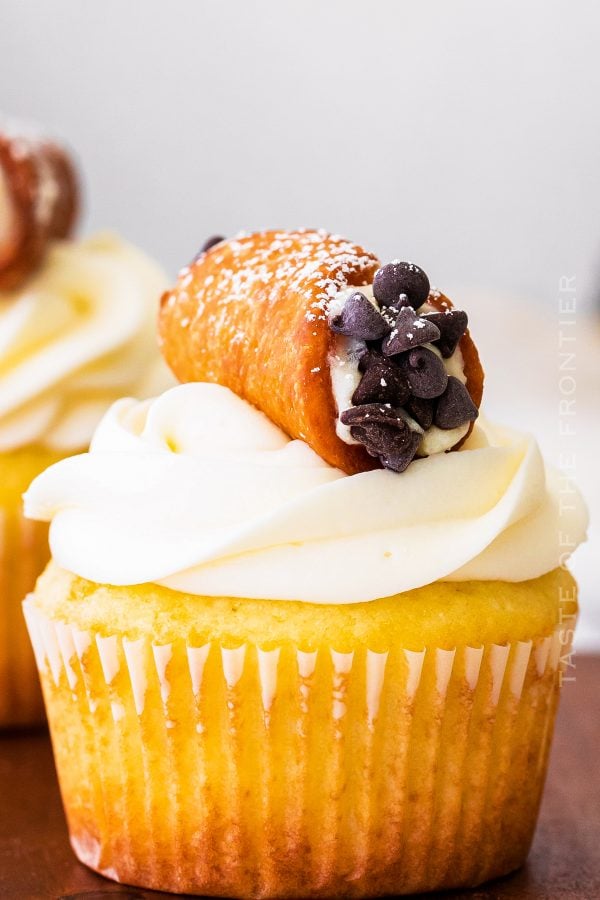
left=1, top=657, right=598, bottom=900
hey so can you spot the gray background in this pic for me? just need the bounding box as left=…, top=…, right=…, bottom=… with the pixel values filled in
left=2, top=0, right=599, bottom=307
left=2, top=0, right=599, bottom=646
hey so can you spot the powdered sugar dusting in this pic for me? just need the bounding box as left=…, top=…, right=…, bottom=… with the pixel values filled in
left=165, top=231, right=379, bottom=354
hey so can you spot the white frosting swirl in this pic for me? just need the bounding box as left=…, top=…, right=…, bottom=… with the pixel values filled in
left=24, top=383, right=588, bottom=604
left=0, top=233, right=172, bottom=452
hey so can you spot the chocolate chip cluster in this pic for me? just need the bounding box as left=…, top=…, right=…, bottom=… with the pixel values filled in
left=330, top=262, right=478, bottom=472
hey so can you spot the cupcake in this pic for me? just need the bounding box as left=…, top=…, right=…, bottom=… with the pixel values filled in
left=23, top=231, right=587, bottom=897
left=0, top=123, right=171, bottom=726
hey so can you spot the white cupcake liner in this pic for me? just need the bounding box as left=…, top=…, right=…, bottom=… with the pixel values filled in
left=24, top=597, right=571, bottom=898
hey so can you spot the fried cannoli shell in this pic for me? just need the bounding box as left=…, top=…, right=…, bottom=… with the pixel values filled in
left=159, top=230, right=484, bottom=475
left=0, top=129, right=79, bottom=292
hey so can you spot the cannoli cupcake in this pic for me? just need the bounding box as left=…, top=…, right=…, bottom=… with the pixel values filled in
left=0, top=123, right=171, bottom=726
left=24, top=231, right=587, bottom=897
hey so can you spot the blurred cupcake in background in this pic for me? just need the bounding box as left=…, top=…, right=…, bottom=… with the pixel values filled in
left=0, top=120, right=171, bottom=726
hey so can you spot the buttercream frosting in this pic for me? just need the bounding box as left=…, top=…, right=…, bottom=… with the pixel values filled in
left=24, top=382, right=588, bottom=604
left=0, top=233, right=172, bottom=452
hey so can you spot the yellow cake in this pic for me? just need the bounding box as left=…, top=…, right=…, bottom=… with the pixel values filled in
left=0, top=234, right=170, bottom=726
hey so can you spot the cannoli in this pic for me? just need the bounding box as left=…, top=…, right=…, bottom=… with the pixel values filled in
left=159, top=229, right=484, bottom=474
left=0, top=123, right=79, bottom=291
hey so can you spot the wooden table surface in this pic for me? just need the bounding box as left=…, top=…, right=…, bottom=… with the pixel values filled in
left=1, top=656, right=598, bottom=900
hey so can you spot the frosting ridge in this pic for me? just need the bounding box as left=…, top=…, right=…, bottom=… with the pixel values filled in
left=23, top=382, right=588, bottom=604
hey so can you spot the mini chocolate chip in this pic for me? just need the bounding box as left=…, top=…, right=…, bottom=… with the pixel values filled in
left=435, top=376, right=479, bottom=429
left=193, top=235, right=225, bottom=261
left=349, top=422, right=410, bottom=457
left=422, top=309, right=468, bottom=358
left=358, top=348, right=375, bottom=373
left=349, top=426, right=378, bottom=457
left=372, top=262, right=430, bottom=309
left=350, top=422, right=400, bottom=456
left=405, top=396, right=434, bottom=430
left=341, top=403, right=409, bottom=429
left=201, top=234, right=225, bottom=252
left=401, top=347, right=448, bottom=399
left=381, top=430, right=422, bottom=472
left=352, top=352, right=411, bottom=406
left=345, top=405, right=422, bottom=471
left=381, top=307, right=441, bottom=356
left=330, top=291, right=391, bottom=341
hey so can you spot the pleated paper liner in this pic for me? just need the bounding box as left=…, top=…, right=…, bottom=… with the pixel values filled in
left=0, top=508, right=50, bottom=726
left=24, top=598, right=570, bottom=898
